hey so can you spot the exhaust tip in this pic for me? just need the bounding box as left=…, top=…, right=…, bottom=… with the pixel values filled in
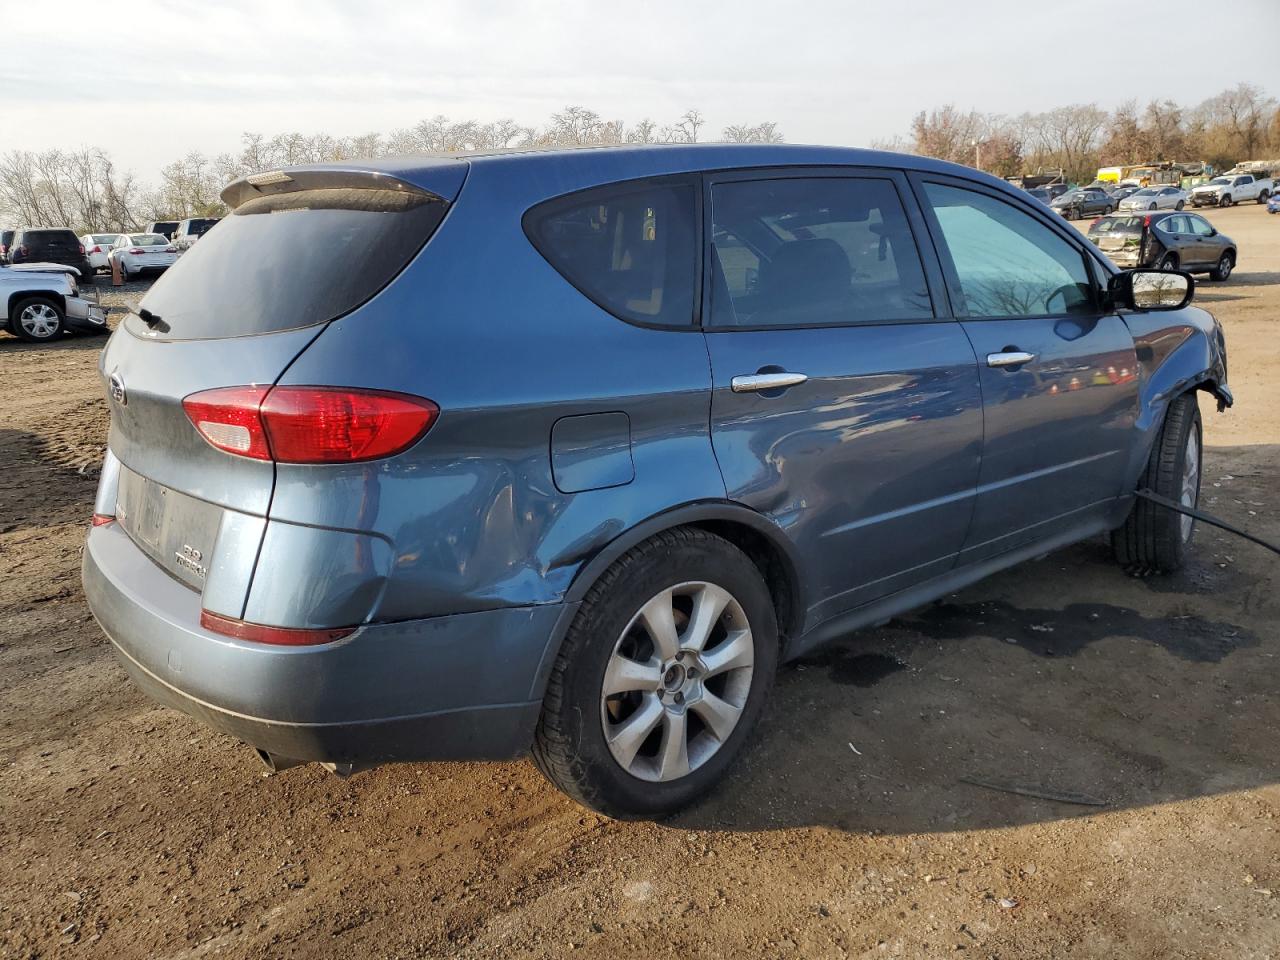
left=254, top=748, right=306, bottom=775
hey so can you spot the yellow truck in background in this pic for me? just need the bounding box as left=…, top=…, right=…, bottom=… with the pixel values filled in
left=1096, top=162, right=1214, bottom=189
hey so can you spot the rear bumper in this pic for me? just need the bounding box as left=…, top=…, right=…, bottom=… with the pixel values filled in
left=83, top=521, right=577, bottom=764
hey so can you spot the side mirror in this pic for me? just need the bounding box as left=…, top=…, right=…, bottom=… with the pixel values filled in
left=1110, top=269, right=1194, bottom=311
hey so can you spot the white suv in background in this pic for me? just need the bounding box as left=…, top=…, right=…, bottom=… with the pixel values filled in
left=173, top=218, right=221, bottom=252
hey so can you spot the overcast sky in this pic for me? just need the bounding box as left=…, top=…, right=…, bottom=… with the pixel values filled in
left=2, top=0, right=1276, bottom=183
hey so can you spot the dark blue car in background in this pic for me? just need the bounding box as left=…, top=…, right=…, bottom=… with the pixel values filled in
left=84, top=145, right=1231, bottom=818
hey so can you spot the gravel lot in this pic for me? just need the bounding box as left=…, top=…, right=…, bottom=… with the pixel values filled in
left=2, top=206, right=1279, bottom=960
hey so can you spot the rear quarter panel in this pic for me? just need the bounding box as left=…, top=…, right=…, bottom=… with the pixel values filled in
left=268, top=159, right=726, bottom=621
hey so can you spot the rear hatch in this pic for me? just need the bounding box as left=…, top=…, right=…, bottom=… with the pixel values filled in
left=1088, top=216, right=1145, bottom=256
left=21, top=229, right=83, bottom=268
left=101, top=163, right=465, bottom=607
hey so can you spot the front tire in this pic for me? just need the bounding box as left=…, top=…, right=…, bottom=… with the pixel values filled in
left=533, top=528, right=778, bottom=819
left=1175, top=200, right=1185, bottom=210
left=10, top=296, right=66, bottom=342
left=1220, top=194, right=1233, bottom=207
left=1112, top=393, right=1202, bottom=574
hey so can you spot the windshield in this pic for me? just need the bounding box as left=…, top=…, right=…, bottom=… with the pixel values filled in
left=1132, top=189, right=1157, bottom=197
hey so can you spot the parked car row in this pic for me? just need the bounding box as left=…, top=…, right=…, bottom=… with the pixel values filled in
left=1, top=217, right=222, bottom=281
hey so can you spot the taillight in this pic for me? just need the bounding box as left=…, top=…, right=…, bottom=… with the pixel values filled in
left=91, top=245, right=101, bottom=253
left=91, top=513, right=115, bottom=526
left=19, top=245, right=28, bottom=256
left=182, top=386, right=438, bottom=463
left=78, top=243, right=86, bottom=255
left=164, top=246, right=177, bottom=253
left=1143, top=215, right=1152, bottom=228
left=200, top=610, right=354, bottom=645
left=128, top=248, right=145, bottom=254
left=181, top=386, right=272, bottom=459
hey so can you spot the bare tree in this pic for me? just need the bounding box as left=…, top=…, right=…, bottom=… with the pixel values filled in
left=722, top=121, right=785, bottom=144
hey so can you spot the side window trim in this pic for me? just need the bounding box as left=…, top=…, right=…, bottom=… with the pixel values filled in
left=699, top=166, right=950, bottom=331
left=907, top=171, right=1104, bottom=321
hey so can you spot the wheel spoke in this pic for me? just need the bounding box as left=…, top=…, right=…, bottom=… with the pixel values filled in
left=638, top=589, right=679, bottom=661
left=656, top=710, right=690, bottom=780
left=690, top=690, right=742, bottom=742
left=603, top=653, right=661, bottom=696
left=607, top=694, right=663, bottom=767
left=701, top=628, right=754, bottom=679
left=682, top=583, right=730, bottom=652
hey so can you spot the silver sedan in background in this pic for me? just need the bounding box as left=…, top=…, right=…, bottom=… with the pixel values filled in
left=1118, top=185, right=1187, bottom=212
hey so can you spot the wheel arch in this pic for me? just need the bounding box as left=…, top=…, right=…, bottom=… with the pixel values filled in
left=563, top=500, right=806, bottom=642
left=7, top=289, right=66, bottom=322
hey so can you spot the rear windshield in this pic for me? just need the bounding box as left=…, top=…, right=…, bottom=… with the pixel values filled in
left=185, top=218, right=219, bottom=235
left=1089, top=217, right=1145, bottom=235
left=130, top=234, right=169, bottom=246
left=91, top=234, right=119, bottom=243
left=22, top=230, right=78, bottom=246
left=136, top=187, right=447, bottom=340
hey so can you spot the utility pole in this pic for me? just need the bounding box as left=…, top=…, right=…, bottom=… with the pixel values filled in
left=972, top=139, right=982, bottom=171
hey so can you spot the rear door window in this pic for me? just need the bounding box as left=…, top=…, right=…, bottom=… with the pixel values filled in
left=136, top=188, right=448, bottom=340
left=709, top=176, right=933, bottom=328
left=923, top=182, right=1094, bottom=318
left=524, top=178, right=697, bottom=327
left=1188, top=216, right=1215, bottom=237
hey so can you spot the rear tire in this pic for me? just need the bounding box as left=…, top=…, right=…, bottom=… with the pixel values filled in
left=1258, top=189, right=1270, bottom=204
left=1158, top=253, right=1179, bottom=272
left=1210, top=251, right=1234, bottom=282
left=10, top=296, right=65, bottom=342
left=1111, top=393, right=1202, bottom=575
left=532, top=528, right=778, bottom=819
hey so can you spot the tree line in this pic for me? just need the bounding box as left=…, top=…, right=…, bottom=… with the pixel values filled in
left=888, top=82, right=1279, bottom=184
left=0, top=107, right=783, bottom=234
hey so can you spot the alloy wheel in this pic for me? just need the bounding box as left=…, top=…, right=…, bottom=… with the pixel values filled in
left=600, top=581, right=755, bottom=783
left=18, top=302, right=61, bottom=339
left=1180, top=428, right=1200, bottom=542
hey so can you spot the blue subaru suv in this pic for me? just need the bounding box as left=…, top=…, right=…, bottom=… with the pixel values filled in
left=84, top=145, right=1231, bottom=818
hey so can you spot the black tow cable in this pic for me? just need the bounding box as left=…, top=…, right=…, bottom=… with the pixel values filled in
left=1136, top=488, right=1280, bottom=557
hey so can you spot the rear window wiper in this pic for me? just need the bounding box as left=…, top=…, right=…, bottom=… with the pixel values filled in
left=138, top=307, right=169, bottom=333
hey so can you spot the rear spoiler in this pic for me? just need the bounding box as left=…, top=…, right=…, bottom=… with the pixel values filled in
left=221, top=162, right=468, bottom=211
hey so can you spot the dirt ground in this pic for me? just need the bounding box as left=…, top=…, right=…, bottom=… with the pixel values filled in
left=2, top=205, right=1278, bottom=960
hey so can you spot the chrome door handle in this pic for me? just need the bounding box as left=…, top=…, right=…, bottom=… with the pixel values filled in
left=731, top=372, right=809, bottom=393
left=986, top=351, right=1037, bottom=368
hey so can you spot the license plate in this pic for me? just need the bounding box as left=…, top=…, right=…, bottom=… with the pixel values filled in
left=135, top=481, right=167, bottom=551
